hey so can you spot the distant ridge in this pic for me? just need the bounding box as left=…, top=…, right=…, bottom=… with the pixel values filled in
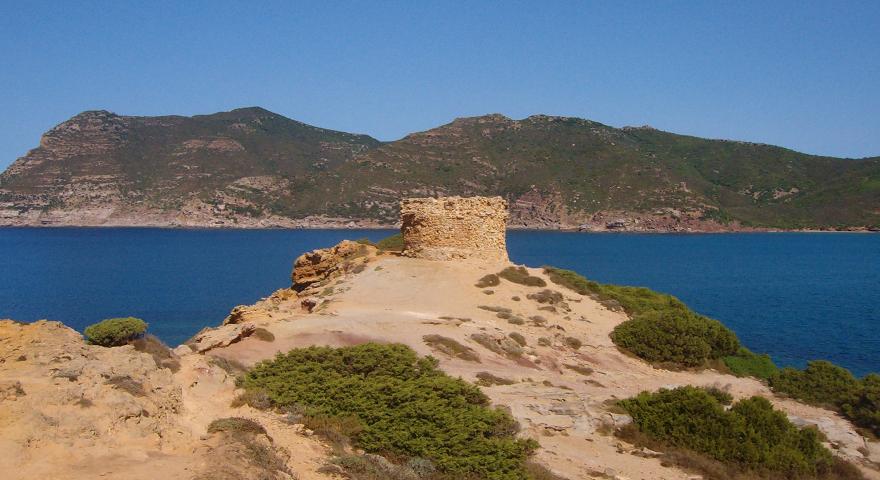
left=1, top=107, right=877, bottom=230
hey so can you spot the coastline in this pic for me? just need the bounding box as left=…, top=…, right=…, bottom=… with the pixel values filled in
left=0, top=222, right=876, bottom=234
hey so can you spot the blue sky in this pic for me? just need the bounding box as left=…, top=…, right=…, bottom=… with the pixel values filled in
left=1, top=1, right=878, bottom=170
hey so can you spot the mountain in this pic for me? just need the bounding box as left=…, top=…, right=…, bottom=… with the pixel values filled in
left=1, top=108, right=878, bottom=230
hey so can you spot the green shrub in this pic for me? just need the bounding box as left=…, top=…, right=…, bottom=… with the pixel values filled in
left=498, top=267, right=546, bottom=287
left=611, top=309, right=739, bottom=367
left=376, top=233, right=404, bottom=252
left=770, top=361, right=862, bottom=409
left=508, top=332, right=527, bottom=346
left=843, top=374, right=880, bottom=437
left=620, top=386, right=837, bottom=478
left=723, top=347, right=778, bottom=379
left=769, top=361, right=879, bottom=436
left=545, top=267, right=740, bottom=369
left=239, top=343, right=538, bottom=479
left=84, top=317, right=148, bottom=347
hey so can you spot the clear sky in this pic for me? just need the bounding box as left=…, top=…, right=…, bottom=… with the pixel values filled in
left=1, top=1, right=878, bottom=170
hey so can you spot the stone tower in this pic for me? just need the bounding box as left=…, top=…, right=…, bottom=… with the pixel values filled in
left=399, top=196, right=509, bottom=261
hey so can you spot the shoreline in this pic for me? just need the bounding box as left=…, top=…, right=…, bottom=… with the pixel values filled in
left=0, top=223, right=876, bottom=234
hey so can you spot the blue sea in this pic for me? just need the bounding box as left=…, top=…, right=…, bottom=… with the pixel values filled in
left=0, top=228, right=877, bottom=376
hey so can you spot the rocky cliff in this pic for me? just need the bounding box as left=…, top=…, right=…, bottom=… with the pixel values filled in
left=1, top=108, right=878, bottom=230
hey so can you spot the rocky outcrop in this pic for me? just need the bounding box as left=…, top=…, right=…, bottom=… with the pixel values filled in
left=186, top=323, right=256, bottom=353
left=400, top=196, right=509, bottom=261
left=291, top=240, right=376, bottom=291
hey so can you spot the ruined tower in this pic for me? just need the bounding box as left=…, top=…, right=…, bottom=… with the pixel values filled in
left=399, top=196, right=509, bottom=261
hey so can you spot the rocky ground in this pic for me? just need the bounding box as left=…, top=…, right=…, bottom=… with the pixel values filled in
left=1, top=240, right=878, bottom=479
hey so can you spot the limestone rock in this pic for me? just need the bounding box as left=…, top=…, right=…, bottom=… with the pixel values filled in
left=187, top=323, right=256, bottom=353
left=291, top=240, right=375, bottom=291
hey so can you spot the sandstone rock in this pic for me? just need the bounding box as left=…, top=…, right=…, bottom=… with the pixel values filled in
left=400, top=196, right=509, bottom=261
left=223, top=304, right=272, bottom=325
left=187, top=323, right=256, bottom=353
left=291, top=240, right=375, bottom=291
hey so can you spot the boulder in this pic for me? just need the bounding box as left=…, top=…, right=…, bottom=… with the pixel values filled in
left=291, top=240, right=375, bottom=291
left=187, top=323, right=256, bottom=353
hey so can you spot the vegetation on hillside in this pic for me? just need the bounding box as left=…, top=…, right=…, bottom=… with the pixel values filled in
left=619, top=386, right=862, bottom=479
left=3, top=108, right=878, bottom=229
left=770, top=361, right=880, bottom=437
left=544, top=267, right=740, bottom=368
left=545, top=264, right=880, bottom=436
left=83, top=317, right=148, bottom=346
left=239, top=343, right=539, bottom=480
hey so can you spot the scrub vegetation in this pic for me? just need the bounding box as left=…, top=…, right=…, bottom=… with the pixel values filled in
left=239, top=343, right=539, bottom=480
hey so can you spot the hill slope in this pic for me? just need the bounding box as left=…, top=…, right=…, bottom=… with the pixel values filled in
left=1, top=108, right=877, bottom=230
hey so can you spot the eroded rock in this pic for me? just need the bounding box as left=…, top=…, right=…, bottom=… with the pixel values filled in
left=291, top=240, right=375, bottom=292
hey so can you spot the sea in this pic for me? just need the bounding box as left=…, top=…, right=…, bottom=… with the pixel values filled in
left=0, top=228, right=877, bottom=376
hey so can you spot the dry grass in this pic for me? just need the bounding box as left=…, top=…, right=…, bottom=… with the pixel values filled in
left=207, top=417, right=267, bottom=435
left=508, top=332, right=527, bottom=346
left=475, top=274, right=500, bottom=288
left=563, top=364, right=594, bottom=376
left=475, top=371, right=517, bottom=386
left=498, top=266, right=547, bottom=287
left=470, top=333, right=523, bottom=358
left=527, top=289, right=564, bottom=305
left=210, top=355, right=249, bottom=376
left=106, top=375, right=147, bottom=397
left=422, top=334, right=480, bottom=362
left=231, top=389, right=273, bottom=409
left=131, top=334, right=181, bottom=372
left=252, top=328, right=275, bottom=342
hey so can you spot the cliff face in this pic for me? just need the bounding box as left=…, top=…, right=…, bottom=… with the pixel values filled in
left=2, top=108, right=878, bottom=230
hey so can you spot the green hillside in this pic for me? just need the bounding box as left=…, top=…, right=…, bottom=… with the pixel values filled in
left=1, top=108, right=877, bottom=229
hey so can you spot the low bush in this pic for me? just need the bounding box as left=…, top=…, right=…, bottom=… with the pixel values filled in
left=252, top=328, right=275, bottom=342
left=207, top=417, right=267, bottom=435
left=131, top=334, right=181, bottom=372
left=770, top=361, right=862, bottom=409
left=546, top=267, right=741, bottom=368
left=723, top=347, right=778, bottom=379
left=423, top=334, right=480, bottom=362
left=563, top=364, right=593, bottom=376
left=239, top=343, right=538, bottom=479
left=498, top=267, right=546, bottom=287
left=843, top=374, right=880, bottom=437
left=611, top=309, right=739, bottom=367
left=476, top=371, right=517, bottom=386
left=770, top=361, right=879, bottom=436
left=376, top=233, right=404, bottom=252
left=84, top=317, right=148, bottom=347
left=476, top=274, right=501, bottom=288
left=472, top=333, right=523, bottom=358
left=526, top=289, right=564, bottom=305
left=562, top=337, right=582, bottom=350
left=508, top=332, right=527, bottom=346
left=106, top=375, right=146, bottom=397
left=619, top=386, right=845, bottom=479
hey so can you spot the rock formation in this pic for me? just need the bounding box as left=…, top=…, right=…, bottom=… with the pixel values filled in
left=400, top=196, right=509, bottom=261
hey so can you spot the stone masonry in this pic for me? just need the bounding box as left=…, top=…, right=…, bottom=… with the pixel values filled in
left=400, top=196, right=509, bottom=261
